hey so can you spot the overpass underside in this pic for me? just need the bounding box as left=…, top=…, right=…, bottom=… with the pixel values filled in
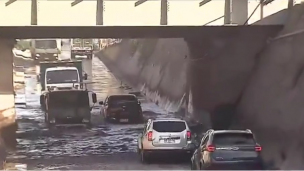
left=0, top=25, right=282, bottom=38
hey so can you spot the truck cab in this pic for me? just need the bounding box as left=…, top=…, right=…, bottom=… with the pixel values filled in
left=45, top=67, right=81, bottom=90
left=39, top=60, right=85, bottom=92
left=70, top=39, right=93, bottom=60
left=30, top=39, right=62, bottom=61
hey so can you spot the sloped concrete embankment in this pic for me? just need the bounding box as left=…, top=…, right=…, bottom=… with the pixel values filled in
left=237, top=4, right=304, bottom=169
left=97, top=39, right=189, bottom=113
left=97, top=3, right=304, bottom=168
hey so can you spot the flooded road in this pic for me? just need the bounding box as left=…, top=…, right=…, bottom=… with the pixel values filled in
left=11, top=53, right=187, bottom=169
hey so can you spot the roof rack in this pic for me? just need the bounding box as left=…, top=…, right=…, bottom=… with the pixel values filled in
left=205, top=129, right=214, bottom=134
left=245, top=129, right=252, bottom=133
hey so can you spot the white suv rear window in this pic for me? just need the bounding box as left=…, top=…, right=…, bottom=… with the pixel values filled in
left=152, top=121, right=186, bottom=132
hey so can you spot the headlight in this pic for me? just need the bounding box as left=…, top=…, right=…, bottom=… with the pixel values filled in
left=53, top=54, right=58, bottom=56
left=36, top=54, right=40, bottom=57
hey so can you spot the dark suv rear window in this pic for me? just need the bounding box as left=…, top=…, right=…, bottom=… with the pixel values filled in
left=153, top=121, right=186, bottom=132
left=108, top=95, right=137, bottom=103
left=213, top=133, right=255, bottom=146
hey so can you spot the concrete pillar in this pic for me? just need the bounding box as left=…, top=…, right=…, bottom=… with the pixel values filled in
left=160, top=0, right=168, bottom=25
left=231, top=0, right=248, bottom=25
left=31, top=0, right=38, bottom=25
left=0, top=39, right=17, bottom=152
left=96, top=0, right=104, bottom=25
left=224, top=0, right=231, bottom=24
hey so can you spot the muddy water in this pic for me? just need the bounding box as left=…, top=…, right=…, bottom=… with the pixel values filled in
left=11, top=55, right=182, bottom=169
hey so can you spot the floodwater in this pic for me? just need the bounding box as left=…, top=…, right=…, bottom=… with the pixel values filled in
left=11, top=49, right=186, bottom=169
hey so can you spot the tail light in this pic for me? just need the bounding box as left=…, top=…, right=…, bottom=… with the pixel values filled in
left=255, top=145, right=262, bottom=152
left=147, top=131, right=153, bottom=141
left=207, top=145, right=215, bottom=152
left=187, top=131, right=191, bottom=140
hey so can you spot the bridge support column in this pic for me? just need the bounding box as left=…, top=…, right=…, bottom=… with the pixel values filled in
left=96, top=0, right=104, bottom=25
left=0, top=39, right=17, bottom=155
left=231, top=0, right=248, bottom=24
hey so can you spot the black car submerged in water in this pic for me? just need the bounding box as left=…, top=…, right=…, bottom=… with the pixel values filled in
left=99, top=94, right=143, bottom=123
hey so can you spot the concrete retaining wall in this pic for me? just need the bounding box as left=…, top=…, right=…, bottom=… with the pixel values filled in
left=97, top=39, right=189, bottom=112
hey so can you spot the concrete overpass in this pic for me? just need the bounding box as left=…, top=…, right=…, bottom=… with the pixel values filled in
left=0, top=0, right=297, bottom=26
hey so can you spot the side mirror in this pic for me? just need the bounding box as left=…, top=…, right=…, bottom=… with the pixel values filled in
left=99, top=101, right=104, bottom=105
left=61, top=42, right=63, bottom=46
left=83, top=74, right=88, bottom=80
left=37, top=75, right=40, bottom=82
left=92, top=93, right=97, bottom=103
left=138, top=101, right=141, bottom=105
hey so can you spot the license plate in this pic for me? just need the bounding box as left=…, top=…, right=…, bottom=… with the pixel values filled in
left=164, top=138, right=175, bottom=143
left=120, top=119, right=129, bottom=122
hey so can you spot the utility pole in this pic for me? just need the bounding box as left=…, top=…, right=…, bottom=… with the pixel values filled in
left=288, top=0, right=294, bottom=9
left=260, top=0, right=264, bottom=19
left=31, top=0, right=37, bottom=25
left=224, top=0, right=231, bottom=24
left=96, top=0, right=104, bottom=25
left=160, top=0, right=168, bottom=25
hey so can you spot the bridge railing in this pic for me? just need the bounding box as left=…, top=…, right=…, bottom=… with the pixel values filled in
left=0, top=0, right=295, bottom=26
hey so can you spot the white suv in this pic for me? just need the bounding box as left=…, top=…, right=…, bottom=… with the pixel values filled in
left=137, top=118, right=193, bottom=163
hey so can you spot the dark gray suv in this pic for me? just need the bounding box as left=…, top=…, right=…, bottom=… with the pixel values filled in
left=191, top=129, right=264, bottom=170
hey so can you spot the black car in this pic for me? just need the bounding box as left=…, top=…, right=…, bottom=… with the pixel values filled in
left=99, top=94, right=143, bottom=123
left=191, top=129, right=264, bottom=170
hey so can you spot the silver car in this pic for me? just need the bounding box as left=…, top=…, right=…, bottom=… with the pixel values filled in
left=137, top=118, right=193, bottom=163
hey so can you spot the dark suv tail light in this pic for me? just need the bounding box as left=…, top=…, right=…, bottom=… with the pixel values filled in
left=207, top=145, right=215, bottom=152
left=187, top=131, right=191, bottom=140
left=255, top=145, right=262, bottom=152
left=147, top=131, right=153, bottom=141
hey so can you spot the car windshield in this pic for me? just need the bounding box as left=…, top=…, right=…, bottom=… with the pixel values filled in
left=84, top=39, right=93, bottom=47
left=35, top=40, right=57, bottom=49
left=46, top=70, right=79, bottom=84
left=108, top=95, right=137, bottom=104
left=152, top=121, right=186, bottom=132
left=213, top=133, right=256, bottom=146
left=48, top=91, right=89, bottom=107
left=72, top=39, right=82, bottom=47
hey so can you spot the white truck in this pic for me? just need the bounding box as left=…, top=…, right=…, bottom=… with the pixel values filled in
left=44, top=67, right=81, bottom=90
left=38, top=60, right=86, bottom=92
left=70, top=39, right=94, bottom=60
left=30, top=39, right=62, bottom=61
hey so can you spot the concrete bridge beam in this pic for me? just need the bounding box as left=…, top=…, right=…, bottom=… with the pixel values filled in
left=0, top=39, right=17, bottom=154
